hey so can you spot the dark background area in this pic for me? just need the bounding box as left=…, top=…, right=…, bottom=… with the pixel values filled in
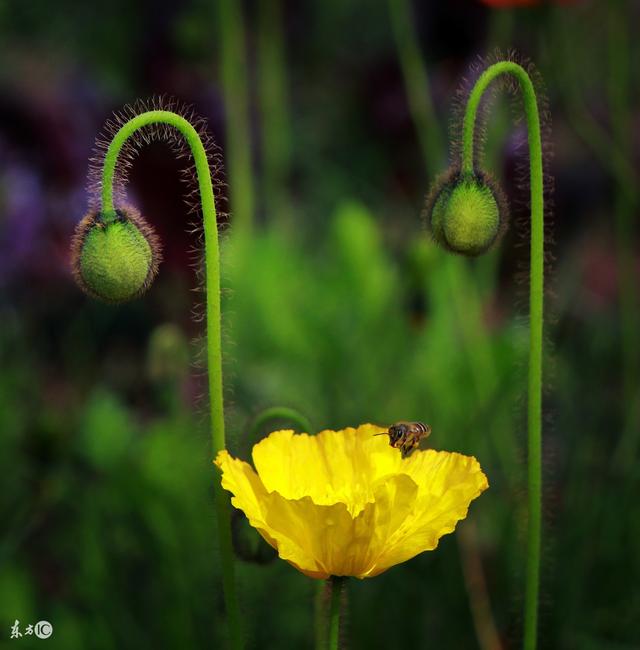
left=1, top=0, right=639, bottom=648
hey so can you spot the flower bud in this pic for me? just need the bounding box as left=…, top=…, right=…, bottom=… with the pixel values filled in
left=71, top=207, right=161, bottom=303
left=426, top=170, right=506, bottom=257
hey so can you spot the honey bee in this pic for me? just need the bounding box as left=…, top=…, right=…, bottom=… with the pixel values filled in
left=374, top=421, right=432, bottom=458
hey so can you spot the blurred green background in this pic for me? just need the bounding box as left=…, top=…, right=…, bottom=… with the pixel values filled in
left=1, top=0, right=639, bottom=648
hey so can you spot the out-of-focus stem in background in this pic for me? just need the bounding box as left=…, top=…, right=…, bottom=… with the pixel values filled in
left=553, top=2, right=639, bottom=467
left=388, top=2, right=503, bottom=649
left=607, top=0, right=639, bottom=437
left=217, top=0, right=255, bottom=235
left=257, top=0, right=293, bottom=228
left=552, top=5, right=636, bottom=192
left=387, top=0, right=443, bottom=176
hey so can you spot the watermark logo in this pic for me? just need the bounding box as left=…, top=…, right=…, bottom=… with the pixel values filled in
left=10, top=620, right=53, bottom=640
left=34, top=622, right=53, bottom=639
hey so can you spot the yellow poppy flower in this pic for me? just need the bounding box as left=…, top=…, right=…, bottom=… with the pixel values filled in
left=215, top=424, right=488, bottom=579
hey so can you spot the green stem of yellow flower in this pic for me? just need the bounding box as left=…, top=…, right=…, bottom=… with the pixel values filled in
left=101, top=110, right=243, bottom=650
left=462, top=62, right=544, bottom=650
left=327, top=576, right=345, bottom=650
left=314, top=581, right=328, bottom=650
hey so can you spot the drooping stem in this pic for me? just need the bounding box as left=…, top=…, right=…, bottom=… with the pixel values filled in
left=327, top=576, right=345, bottom=650
left=101, top=110, right=243, bottom=650
left=462, top=62, right=545, bottom=650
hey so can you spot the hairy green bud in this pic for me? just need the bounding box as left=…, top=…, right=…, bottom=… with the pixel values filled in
left=425, top=170, right=507, bottom=257
left=71, top=206, right=161, bottom=303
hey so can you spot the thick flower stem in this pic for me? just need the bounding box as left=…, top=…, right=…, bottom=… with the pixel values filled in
left=327, top=576, right=345, bottom=650
left=101, top=110, right=243, bottom=650
left=314, top=581, right=328, bottom=650
left=462, top=62, right=544, bottom=650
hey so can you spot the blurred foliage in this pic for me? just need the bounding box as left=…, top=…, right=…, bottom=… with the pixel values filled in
left=1, top=0, right=639, bottom=648
left=2, top=206, right=638, bottom=647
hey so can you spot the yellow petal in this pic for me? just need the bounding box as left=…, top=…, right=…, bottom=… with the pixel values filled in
left=251, top=424, right=399, bottom=516
left=215, top=448, right=352, bottom=578
left=217, top=447, right=421, bottom=578
left=215, top=429, right=489, bottom=579
left=368, top=451, right=488, bottom=575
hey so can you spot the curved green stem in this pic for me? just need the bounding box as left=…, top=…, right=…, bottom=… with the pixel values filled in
left=462, top=62, right=544, bottom=650
left=327, top=576, right=345, bottom=650
left=101, top=110, right=243, bottom=650
left=250, top=406, right=313, bottom=438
